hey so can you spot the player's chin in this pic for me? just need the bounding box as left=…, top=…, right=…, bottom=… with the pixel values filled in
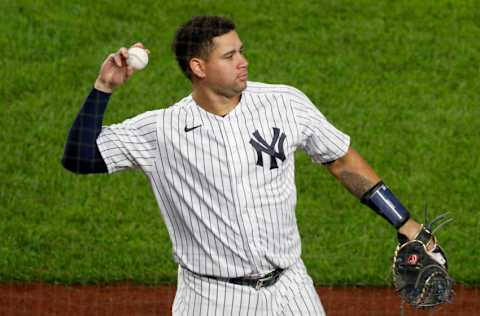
left=233, top=82, right=247, bottom=94
left=237, top=76, right=248, bottom=88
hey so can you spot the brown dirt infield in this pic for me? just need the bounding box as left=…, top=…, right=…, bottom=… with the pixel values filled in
left=0, top=283, right=477, bottom=315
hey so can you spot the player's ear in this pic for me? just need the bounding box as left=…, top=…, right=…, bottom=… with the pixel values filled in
left=189, top=57, right=206, bottom=79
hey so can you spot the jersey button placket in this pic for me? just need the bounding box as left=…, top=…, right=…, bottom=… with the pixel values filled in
left=219, top=117, right=263, bottom=272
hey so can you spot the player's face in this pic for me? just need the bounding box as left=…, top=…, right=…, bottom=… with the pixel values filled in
left=203, top=31, right=248, bottom=97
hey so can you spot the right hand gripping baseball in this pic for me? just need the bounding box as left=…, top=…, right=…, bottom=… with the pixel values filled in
left=95, top=43, right=148, bottom=93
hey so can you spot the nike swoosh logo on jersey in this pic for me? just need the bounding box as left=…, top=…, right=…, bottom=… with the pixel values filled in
left=184, top=125, right=202, bottom=132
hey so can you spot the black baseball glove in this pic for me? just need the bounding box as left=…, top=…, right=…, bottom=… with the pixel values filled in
left=392, top=212, right=454, bottom=309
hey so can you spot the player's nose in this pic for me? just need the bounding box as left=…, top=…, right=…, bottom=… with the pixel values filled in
left=238, top=55, right=248, bottom=69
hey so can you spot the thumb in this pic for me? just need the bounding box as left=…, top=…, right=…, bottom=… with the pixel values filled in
left=126, top=66, right=136, bottom=79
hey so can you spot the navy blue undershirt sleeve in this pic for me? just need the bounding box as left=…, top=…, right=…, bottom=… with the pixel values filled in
left=61, top=88, right=110, bottom=174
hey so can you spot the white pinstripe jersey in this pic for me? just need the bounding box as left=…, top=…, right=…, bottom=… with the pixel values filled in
left=97, top=81, right=350, bottom=278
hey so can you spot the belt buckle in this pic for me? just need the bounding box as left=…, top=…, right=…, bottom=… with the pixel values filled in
left=255, top=275, right=269, bottom=290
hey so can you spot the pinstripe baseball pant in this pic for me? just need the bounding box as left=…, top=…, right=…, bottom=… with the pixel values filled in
left=172, top=259, right=325, bottom=316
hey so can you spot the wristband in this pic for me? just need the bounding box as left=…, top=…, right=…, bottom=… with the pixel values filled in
left=361, top=181, right=410, bottom=228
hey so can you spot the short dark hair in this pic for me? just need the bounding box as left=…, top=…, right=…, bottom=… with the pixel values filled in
left=172, top=16, right=236, bottom=80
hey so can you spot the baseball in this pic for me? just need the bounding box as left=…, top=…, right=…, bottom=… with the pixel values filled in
left=127, top=47, right=149, bottom=70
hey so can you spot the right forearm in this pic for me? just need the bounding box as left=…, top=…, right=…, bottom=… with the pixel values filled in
left=94, top=78, right=114, bottom=94
left=62, top=43, right=146, bottom=173
left=61, top=88, right=110, bottom=174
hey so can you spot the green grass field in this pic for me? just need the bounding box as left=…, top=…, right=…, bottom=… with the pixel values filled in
left=1, top=0, right=479, bottom=286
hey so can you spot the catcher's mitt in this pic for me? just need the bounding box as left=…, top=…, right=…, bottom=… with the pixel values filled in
left=392, top=212, right=454, bottom=309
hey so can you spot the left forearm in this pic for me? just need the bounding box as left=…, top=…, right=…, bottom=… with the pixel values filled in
left=326, top=147, right=380, bottom=198
left=327, top=147, right=423, bottom=239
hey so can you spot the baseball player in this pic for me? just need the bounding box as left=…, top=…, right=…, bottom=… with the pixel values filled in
left=62, top=16, right=446, bottom=315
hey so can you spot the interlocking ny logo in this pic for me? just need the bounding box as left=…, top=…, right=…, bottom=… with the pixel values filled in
left=249, top=127, right=286, bottom=169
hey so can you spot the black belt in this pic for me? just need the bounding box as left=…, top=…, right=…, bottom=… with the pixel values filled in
left=205, top=268, right=285, bottom=290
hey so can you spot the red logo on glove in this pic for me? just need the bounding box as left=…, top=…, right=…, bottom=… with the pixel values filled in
left=407, top=254, right=419, bottom=265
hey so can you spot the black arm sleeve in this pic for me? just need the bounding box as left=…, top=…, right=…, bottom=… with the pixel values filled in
left=61, top=88, right=111, bottom=174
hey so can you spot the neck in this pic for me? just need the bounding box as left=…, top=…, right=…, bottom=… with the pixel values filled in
left=191, top=86, right=241, bottom=117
